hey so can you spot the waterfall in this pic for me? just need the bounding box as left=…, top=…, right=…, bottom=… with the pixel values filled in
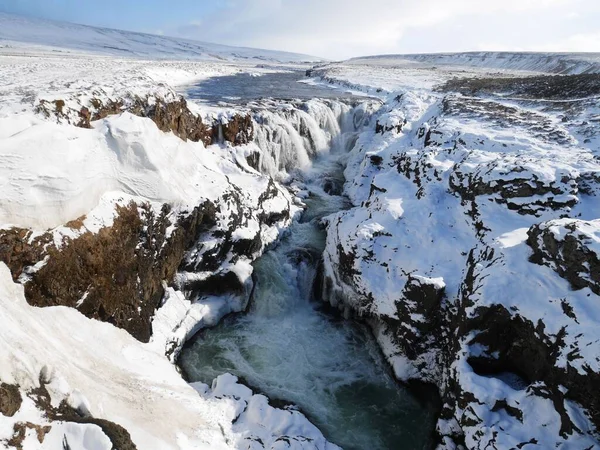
left=251, top=99, right=378, bottom=178
left=180, top=118, right=436, bottom=449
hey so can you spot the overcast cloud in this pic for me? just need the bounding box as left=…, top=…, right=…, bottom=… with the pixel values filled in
left=173, top=0, right=600, bottom=59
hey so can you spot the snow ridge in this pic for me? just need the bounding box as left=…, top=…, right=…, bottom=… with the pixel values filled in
left=0, top=12, right=322, bottom=63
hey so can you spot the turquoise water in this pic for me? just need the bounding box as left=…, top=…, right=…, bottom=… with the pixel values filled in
left=179, top=159, right=437, bottom=450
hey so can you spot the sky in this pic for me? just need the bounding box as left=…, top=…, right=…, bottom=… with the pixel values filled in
left=0, top=0, right=598, bottom=59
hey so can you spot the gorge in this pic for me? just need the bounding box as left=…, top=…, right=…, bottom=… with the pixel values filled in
left=1, top=12, right=600, bottom=450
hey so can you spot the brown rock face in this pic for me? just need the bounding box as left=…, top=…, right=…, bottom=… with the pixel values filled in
left=0, top=229, right=51, bottom=281
left=7, top=422, right=52, bottom=450
left=25, top=379, right=137, bottom=450
left=146, top=97, right=213, bottom=146
left=0, top=383, right=22, bottom=417
left=0, top=201, right=217, bottom=343
left=219, top=114, right=254, bottom=145
left=37, top=95, right=254, bottom=148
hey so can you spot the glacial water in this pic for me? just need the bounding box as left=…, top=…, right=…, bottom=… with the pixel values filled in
left=187, top=70, right=361, bottom=105
left=179, top=157, right=437, bottom=450
left=180, top=75, right=437, bottom=449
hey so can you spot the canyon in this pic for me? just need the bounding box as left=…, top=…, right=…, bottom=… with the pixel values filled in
left=1, top=12, right=600, bottom=450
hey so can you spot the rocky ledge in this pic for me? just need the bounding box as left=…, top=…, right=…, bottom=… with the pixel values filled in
left=37, top=93, right=254, bottom=148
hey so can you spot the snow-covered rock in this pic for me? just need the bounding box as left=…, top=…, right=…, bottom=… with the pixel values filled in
left=319, top=61, right=600, bottom=447
left=528, top=218, right=600, bottom=294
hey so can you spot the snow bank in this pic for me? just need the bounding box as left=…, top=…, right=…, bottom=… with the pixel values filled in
left=0, top=264, right=337, bottom=450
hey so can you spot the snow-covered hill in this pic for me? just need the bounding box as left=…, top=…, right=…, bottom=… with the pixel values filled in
left=0, top=12, right=321, bottom=63
left=347, top=51, right=600, bottom=75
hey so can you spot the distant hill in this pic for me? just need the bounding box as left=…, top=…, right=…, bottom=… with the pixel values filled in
left=0, top=12, right=323, bottom=63
left=348, top=51, right=600, bottom=74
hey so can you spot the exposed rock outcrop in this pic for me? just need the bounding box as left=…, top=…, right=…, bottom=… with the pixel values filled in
left=0, top=384, right=22, bottom=418
left=0, top=202, right=217, bottom=342
left=146, top=97, right=213, bottom=145
left=37, top=95, right=253, bottom=147
left=218, top=113, right=254, bottom=145
left=527, top=219, right=600, bottom=295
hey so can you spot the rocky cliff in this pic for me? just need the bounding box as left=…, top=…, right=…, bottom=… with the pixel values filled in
left=321, top=72, right=600, bottom=448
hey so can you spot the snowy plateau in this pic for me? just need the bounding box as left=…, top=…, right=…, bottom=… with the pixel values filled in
left=1, top=11, right=600, bottom=450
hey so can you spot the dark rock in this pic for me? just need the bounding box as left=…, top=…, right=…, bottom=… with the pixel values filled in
left=465, top=303, right=600, bottom=432
left=0, top=383, right=22, bottom=417
left=246, top=151, right=261, bottom=170
left=440, top=73, right=600, bottom=100
left=449, top=167, right=577, bottom=215
left=0, top=201, right=218, bottom=343
left=232, top=232, right=263, bottom=258
left=219, top=114, right=254, bottom=146
left=491, top=400, right=523, bottom=422
left=77, top=106, right=92, bottom=128
left=369, top=155, right=383, bottom=166
left=146, top=97, right=213, bottom=145
left=375, top=120, right=402, bottom=134
left=385, top=275, right=446, bottom=360
left=7, top=422, right=52, bottom=449
left=186, top=270, right=246, bottom=298
left=527, top=220, right=600, bottom=295
left=29, top=379, right=137, bottom=450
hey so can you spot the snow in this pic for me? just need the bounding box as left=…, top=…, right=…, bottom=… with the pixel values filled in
left=356, top=52, right=600, bottom=75
left=0, top=12, right=321, bottom=63
left=197, top=374, right=341, bottom=450
left=0, top=109, right=283, bottom=229
left=495, top=227, right=529, bottom=248
left=318, top=56, right=600, bottom=447
left=43, top=423, right=113, bottom=450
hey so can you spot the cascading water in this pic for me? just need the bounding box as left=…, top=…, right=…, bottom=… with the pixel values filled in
left=181, top=78, right=437, bottom=449
left=250, top=99, right=366, bottom=177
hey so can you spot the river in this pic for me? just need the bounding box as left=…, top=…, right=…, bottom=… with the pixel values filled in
left=179, top=72, right=437, bottom=450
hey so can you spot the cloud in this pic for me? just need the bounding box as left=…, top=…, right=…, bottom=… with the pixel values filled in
left=172, top=0, right=598, bottom=59
left=535, top=32, right=600, bottom=53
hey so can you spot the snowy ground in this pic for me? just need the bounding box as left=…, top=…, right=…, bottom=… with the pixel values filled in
left=0, top=12, right=321, bottom=63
